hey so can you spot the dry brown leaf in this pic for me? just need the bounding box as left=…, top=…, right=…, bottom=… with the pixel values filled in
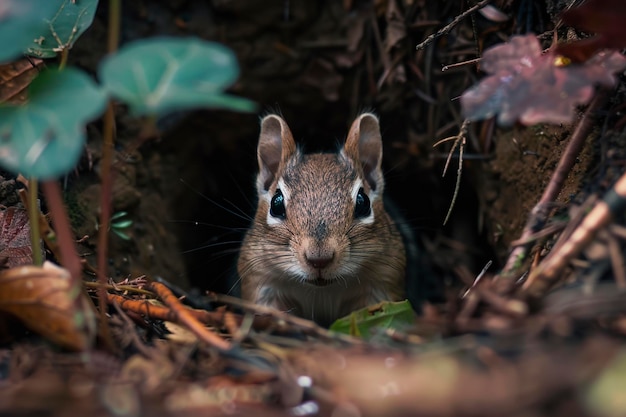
left=0, top=261, right=95, bottom=351
left=299, top=58, right=343, bottom=101
left=384, top=0, right=406, bottom=52
left=0, top=57, right=44, bottom=104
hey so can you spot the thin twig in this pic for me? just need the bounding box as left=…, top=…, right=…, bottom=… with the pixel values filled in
left=27, top=178, right=42, bottom=265
left=522, top=169, right=626, bottom=298
left=208, top=292, right=363, bottom=346
left=462, top=260, right=493, bottom=298
left=435, top=119, right=470, bottom=225
left=416, top=0, right=492, bottom=50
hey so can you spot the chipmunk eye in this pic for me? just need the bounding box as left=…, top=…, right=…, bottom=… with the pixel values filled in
left=354, top=187, right=371, bottom=218
left=270, top=189, right=286, bottom=219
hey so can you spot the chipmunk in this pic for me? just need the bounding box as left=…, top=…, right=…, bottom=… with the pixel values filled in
left=237, top=113, right=406, bottom=326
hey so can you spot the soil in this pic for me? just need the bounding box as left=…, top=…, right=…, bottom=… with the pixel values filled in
left=60, top=0, right=622, bottom=317
left=62, top=1, right=603, bottom=297
left=2, top=0, right=626, bottom=416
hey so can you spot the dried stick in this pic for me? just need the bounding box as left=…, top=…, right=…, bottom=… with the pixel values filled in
left=500, top=90, right=609, bottom=278
left=522, top=169, right=626, bottom=298
left=415, top=0, right=491, bottom=50
left=107, top=293, right=227, bottom=326
left=208, top=292, right=363, bottom=345
left=434, top=119, right=470, bottom=225
left=149, top=282, right=231, bottom=351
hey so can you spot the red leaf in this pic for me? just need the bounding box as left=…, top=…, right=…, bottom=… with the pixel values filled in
left=560, top=0, right=626, bottom=43
left=0, top=207, right=33, bottom=268
left=461, top=34, right=626, bottom=126
left=556, top=0, right=626, bottom=62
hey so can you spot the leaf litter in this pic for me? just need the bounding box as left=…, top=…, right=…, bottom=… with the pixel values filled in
left=2, top=1, right=626, bottom=416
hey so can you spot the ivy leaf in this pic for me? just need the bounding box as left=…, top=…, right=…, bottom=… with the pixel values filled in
left=0, top=67, right=107, bottom=179
left=329, top=300, right=416, bottom=339
left=24, top=0, right=99, bottom=59
left=99, top=36, right=257, bottom=116
left=0, top=0, right=59, bottom=63
left=461, top=34, right=626, bottom=126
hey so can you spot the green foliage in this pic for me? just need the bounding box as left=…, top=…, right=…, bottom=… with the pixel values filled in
left=0, top=0, right=59, bottom=63
left=329, top=300, right=416, bottom=339
left=0, top=5, right=254, bottom=180
left=24, top=0, right=99, bottom=59
left=99, top=37, right=257, bottom=116
left=584, top=349, right=626, bottom=417
left=95, top=211, right=133, bottom=241
left=109, top=211, right=133, bottom=241
left=0, top=68, right=107, bottom=179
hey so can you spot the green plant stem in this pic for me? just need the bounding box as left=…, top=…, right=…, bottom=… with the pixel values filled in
left=107, top=0, right=121, bottom=53
left=58, top=48, right=69, bottom=70
left=27, top=177, right=42, bottom=266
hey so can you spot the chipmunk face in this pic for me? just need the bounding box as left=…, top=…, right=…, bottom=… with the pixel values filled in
left=238, top=113, right=405, bottom=324
left=259, top=152, right=379, bottom=285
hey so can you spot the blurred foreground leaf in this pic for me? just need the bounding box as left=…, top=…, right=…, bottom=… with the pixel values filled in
left=0, top=67, right=107, bottom=179
left=461, top=34, right=626, bottom=126
left=0, top=0, right=59, bottom=63
left=24, top=0, right=99, bottom=59
left=584, top=349, right=626, bottom=417
left=329, top=300, right=416, bottom=339
left=99, top=36, right=257, bottom=116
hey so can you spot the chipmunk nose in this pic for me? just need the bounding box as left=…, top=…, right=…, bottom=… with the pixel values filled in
left=305, top=252, right=334, bottom=269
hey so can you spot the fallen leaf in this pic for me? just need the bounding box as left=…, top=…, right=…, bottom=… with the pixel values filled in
left=329, top=299, right=416, bottom=339
left=478, top=4, right=509, bottom=23
left=461, top=34, right=626, bottom=126
left=0, top=206, right=34, bottom=268
left=384, top=0, right=406, bottom=52
left=0, top=57, right=44, bottom=104
left=0, top=261, right=95, bottom=350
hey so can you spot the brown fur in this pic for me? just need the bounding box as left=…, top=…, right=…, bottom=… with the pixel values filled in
left=237, top=113, right=406, bottom=325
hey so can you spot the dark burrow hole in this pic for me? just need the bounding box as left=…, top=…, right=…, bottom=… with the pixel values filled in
left=160, top=106, right=497, bottom=307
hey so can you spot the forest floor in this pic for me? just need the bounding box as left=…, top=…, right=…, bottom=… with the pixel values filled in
left=2, top=1, right=626, bottom=416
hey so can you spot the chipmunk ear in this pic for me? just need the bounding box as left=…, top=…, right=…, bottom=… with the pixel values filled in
left=257, top=114, right=297, bottom=191
left=345, top=113, right=384, bottom=192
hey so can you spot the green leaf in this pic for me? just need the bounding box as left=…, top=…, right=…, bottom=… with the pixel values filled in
left=99, top=36, right=257, bottom=116
left=24, top=0, right=99, bottom=59
left=0, top=0, right=60, bottom=63
left=584, top=349, right=626, bottom=417
left=329, top=300, right=416, bottom=339
left=110, top=211, right=128, bottom=220
left=112, top=229, right=132, bottom=241
left=111, top=219, right=133, bottom=229
left=0, top=67, right=107, bottom=179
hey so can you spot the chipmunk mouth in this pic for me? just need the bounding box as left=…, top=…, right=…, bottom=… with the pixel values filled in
left=309, top=277, right=333, bottom=287
left=303, top=272, right=335, bottom=287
